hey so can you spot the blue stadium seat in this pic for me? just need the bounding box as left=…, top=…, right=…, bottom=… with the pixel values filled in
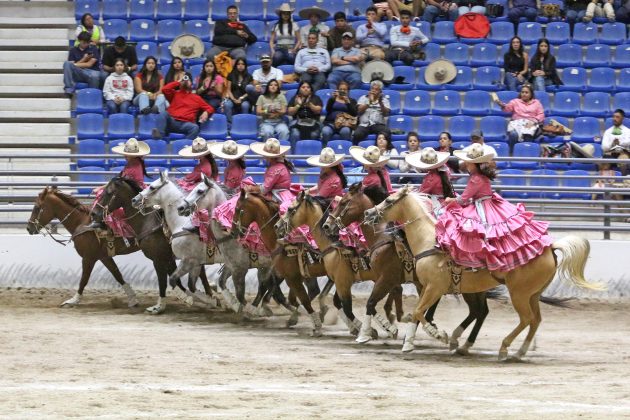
left=78, top=139, right=107, bottom=168
left=432, top=21, right=456, bottom=44
left=156, top=0, right=182, bottom=19
left=612, top=44, right=630, bottom=69
left=315, top=88, right=333, bottom=114
left=416, top=67, right=441, bottom=91
left=491, top=90, right=518, bottom=115
left=327, top=140, right=352, bottom=155
left=78, top=167, right=107, bottom=194
left=388, top=116, right=414, bottom=141
left=278, top=65, right=298, bottom=90
left=536, top=90, right=551, bottom=115
left=444, top=43, right=469, bottom=66
left=587, top=67, right=615, bottom=93
left=452, top=141, right=469, bottom=150
left=616, top=68, right=630, bottom=92
left=144, top=139, right=168, bottom=167
left=76, top=88, right=103, bottom=114
left=183, top=20, right=210, bottom=42
left=211, top=0, right=231, bottom=21
left=130, top=0, right=155, bottom=19
left=246, top=42, right=271, bottom=65
left=383, top=90, right=401, bottom=114
left=348, top=89, right=368, bottom=102
left=555, top=43, right=582, bottom=68
left=572, top=22, right=598, bottom=45
left=106, top=113, right=135, bottom=141
left=103, top=0, right=128, bottom=20
left=462, top=90, right=491, bottom=116
left=347, top=0, right=374, bottom=20
left=199, top=114, right=228, bottom=139
left=77, top=113, right=105, bottom=139
left=415, top=43, right=441, bottom=66
left=582, top=92, right=611, bottom=117
left=135, top=41, right=158, bottom=64
left=357, top=140, right=373, bottom=149
left=292, top=0, right=316, bottom=21
left=417, top=115, right=445, bottom=141
left=294, top=140, right=322, bottom=165
left=584, top=44, right=611, bottom=68
left=599, top=22, right=627, bottom=45
left=284, top=89, right=297, bottom=103
left=488, top=142, right=510, bottom=166
left=512, top=143, right=541, bottom=169
left=189, top=64, right=203, bottom=81
left=75, top=0, right=100, bottom=21
left=170, top=139, right=193, bottom=166
left=487, top=22, right=514, bottom=44
left=130, top=19, right=156, bottom=42
left=244, top=20, right=268, bottom=42
left=230, top=114, right=258, bottom=139
left=517, top=22, right=542, bottom=45
left=530, top=169, right=560, bottom=199
left=560, top=169, right=591, bottom=199
left=421, top=141, right=440, bottom=149
left=158, top=42, right=172, bottom=64
left=545, top=21, right=570, bottom=45
left=448, top=115, right=476, bottom=141
left=498, top=169, right=528, bottom=198
left=156, top=20, right=182, bottom=43
left=552, top=91, right=581, bottom=116
left=391, top=141, right=408, bottom=154
left=445, top=66, right=473, bottom=90
left=183, top=0, right=209, bottom=20
left=136, top=114, right=159, bottom=139
left=103, top=19, right=129, bottom=40
left=238, top=0, right=264, bottom=20
left=470, top=43, right=498, bottom=66
left=558, top=67, right=586, bottom=92
left=432, top=90, right=461, bottom=115
left=402, top=90, right=431, bottom=116
left=389, top=66, right=417, bottom=90
left=571, top=116, right=601, bottom=142
left=613, top=92, right=630, bottom=114
left=145, top=166, right=168, bottom=182
left=497, top=42, right=510, bottom=66
left=474, top=66, right=503, bottom=90
left=571, top=143, right=601, bottom=170
left=480, top=116, right=508, bottom=141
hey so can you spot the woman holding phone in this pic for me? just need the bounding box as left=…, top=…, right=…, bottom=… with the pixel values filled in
left=321, top=81, right=358, bottom=145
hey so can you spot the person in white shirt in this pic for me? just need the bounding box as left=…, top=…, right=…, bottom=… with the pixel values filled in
left=294, top=32, right=331, bottom=92
left=246, top=54, right=283, bottom=102
left=355, top=6, right=388, bottom=61
left=602, top=109, right=630, bottom=175
left=375, top=132, right=400, bottom=170
left=353, top=80, right=391, bottom=143
left=298, top=6, right=330, bottom=50
left=103, top=58, right=133, bottom=114
left=386, top=9, right=430, bottom=66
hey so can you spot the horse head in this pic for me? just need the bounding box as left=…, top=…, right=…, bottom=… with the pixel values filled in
left=132, top=170, right=174, bottom=213
left=322, top=183, right=385, bottom=237
left=92, top=176, right=143, bottom=223
left=364, top=185, right=412, bottom=226
left=274, top=190, right=307, bottom=238
left=27, top=186, right=56, bottom=234
left=178, top=174, right=225, bottom=217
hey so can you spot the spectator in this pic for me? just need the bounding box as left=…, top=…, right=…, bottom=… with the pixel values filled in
left=207, top=5, right=257, bottom=61
left=602, top=109, right=630, bottom=174
left=356, top=7, right=388, bottom=61
left=247, top=55, right=284, bottom=103
left=195, top=59, right=225, bottom=110
left=102, top=36, right=138, bottom=74
left=375, top=132, right=400, bottom=170
left=75, top=13, right=104, bottom=46
left=257, top=79, right=290, bottom=141
left=423, top=0, right=459, bottom=22
left=565, top=0, right=590, bottom=30
left=353, top=80, right=391, bottom=143
left=298, top=6, right=330, bottom=50
left=287, top=81, right=323, bottom=146
left=437, top=131, right=460, bottom=173
left=508, top=0, right=539, bottom=29
left=328, top=11, right=356, bottom=51
left=321, top=81, right=358, bottom=144
left=529, top=38, right=562, bottom=92
left=585, top=0, right=616, bottom=22
left=164, top=57, right=189, bottom=84
left=493, top=84, right=545, bottom=152
left=616, top=0, right=630, bottom=23
left=387, top=10, right=430, bottom=66
left=398, top=131, right=422, bottom=183
left=328, top=32, right=364, bottom=90
left=224, top=58, right=253, bottom=127
left=470, top=129, right=498, bottom=156
left=63, top=31, right=104, bottom=96
left=270, top=3, right=301, bottom=66
left=294, top=32, right=331, bottom=92
left=133, top=56, right=166, bottom=115
left=389, top=0, right=426, bottom=19
left=457, top=0, right=487, bottom=14
left=372, top=1, right=395, bottom=20
left=103, top=58, right=134, bottom=115
left=503, top=36, right=529, bottom=92
left=152, top=76, right=215, bottom=139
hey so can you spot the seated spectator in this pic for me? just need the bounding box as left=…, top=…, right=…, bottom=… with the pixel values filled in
left=207, top=5, right=257, bottom=61
left=321, top=81, right=358, bottom=144
left=457, top=0, right=486, bottom=15
left=152, top=76, right=215, bottom=139
left=616, top=0, right=630, bottom=23
left=386, top=10, right=430, bottom=66
left=398, top=131, right=422, bottom=183
left=529, top=39, right=562, bottom=92
left=164, top=57, right=189, bottom=84
left=134, top=56, right=166, bottom=115
left=75, top=13, right=104, bottom=46
left=565, top=0, right=590, bottom=30
left=328, top=32, right=364, bottom=90
left=389, top=0, right=425, bottom=19
left=493, top=84, right=545, bottom=152
left=375, top=132, right=400, bottom=170
left=288, top=81, right=323, bottom=147
left=247, top=55, right=284, bottom=103
left=328, top=12, right=356, bottom=51
left=195, top=59, right=225, bottom=110
left=503, top=36, right=529, bottom=92
left=257, top=79, right=290, bottom=141
left=224, top=58, right=253, bottom=127
left=102, top=37, right=138, bottom=74
left=602, top=109, right=630, bottom=174
left=298, top=6, right=330, bottom=50
left=270, top=3, right=301, bottom=66
left=294, top=32, right=331, bottom=92
left=353, top=80, right=391, bottom=143
left=423, top=0, right=459, bottom=22
left=508, top=0, right=539, bottom=29
left=585, top=0, right=616, bottom=22
left=372, top=1, right=395, bottom=20
left=103, top=58, right=133, bottom=114
left=356, top=7, right=388, bottom=61
left=437, top=131, right=460, bottom=173
left=63, top=31, right=104, bottom=96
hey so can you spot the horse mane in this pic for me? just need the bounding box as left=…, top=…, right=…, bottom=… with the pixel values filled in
left=410, top=192, right=437, bottom=225
left=115, top=176, right=143, bottom=194
left=248, top=191, right=280, bottom=214
left=362, top=185, right=389, bottom=205
left=304, top=194, right=332, bottom=233
left=50, top=189, right=90, bottom=214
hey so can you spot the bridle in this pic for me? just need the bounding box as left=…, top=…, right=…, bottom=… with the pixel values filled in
left=232, top=198, right=279, bottom=239
left=134, top=179, right=169, bottom=215
left=95, top=180, right=144, bottom=221
left=28, top=198, right=81, bottom=246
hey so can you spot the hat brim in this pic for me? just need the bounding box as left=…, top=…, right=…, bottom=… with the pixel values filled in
left=453, top=149, right=495, bottom=163
left=569, top=141, right=594, bottom=159
left=349, top=146, right=390, bottom=167
left=405, top=150, right=450, bottom=170
left=276, top=6, right=295, bottom=15
left=298, top=7, right=330, bottom=19
left=306, top=154, right=345, bottom=168
left=425, top=59, right=457, bottom=85
left=208, top=142, right=249, bottom=160
left=361, top=60, right=395, bottom=84
left=111, top=141, right=150, bottom=157
left=178, top=146, right=213, bottom=158
left=250, top=141, right=291, bottom=157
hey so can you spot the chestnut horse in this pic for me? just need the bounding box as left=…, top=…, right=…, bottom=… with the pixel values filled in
left=364, top=186, right=603, bottom=360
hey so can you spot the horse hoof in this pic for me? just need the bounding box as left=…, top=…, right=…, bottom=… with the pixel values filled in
left=449, top=339, right=459, bottom=351
left=311, top=328, right=322, bottom=338
left=370, top=328, right=379, bottom=340
left=258, top=304, right=274, bottom=317
left=145, top=304, right=165, bottom=315
left=400, top=313, right=413, bottom=323
left=455, top=347, right=470, bottom=356
left=387, top=313, right=396, bottom=324
left=243, top=303, right=258, bottom=318
left=356, top=333, right=372, bottom=344
left=127, top=297, right=139, bottom=308
left=498, top=348, right=509, bottom=361
left=60, top=294, right=81, bottom=307
left=401, top=341, right=415, bottom=353
left=388, top=328, right=398, bottom=340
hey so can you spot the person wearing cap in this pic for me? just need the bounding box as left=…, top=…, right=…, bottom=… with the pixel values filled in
left=63, top=31, right=104, bottom=96
left=102, top=36, right=138, bottom=74
left=353, top=80, right=391, bottom=143
left=356, top=7, right=388, bottom=61
left=386, top=10, right=429, bottom=66
left=270, top=3, right=302, bottom=66
left=327, top=12, right=356, bottom=51
left=247, top=55, right=284, bottom=103
left=294, top=32, right=331, bottom=92
left=327, top=32, right=364, bottom=90
left=306, top=148, right=347, bottom=199
left=209, top=140, right=251, bottom=192
left=405, top=147, right=456, bottom=216
left=176, top=137, right=220, bottom=192
left=207, top=5, right=257, bottom=61
left=75, top=13, right=104, bottom=47
left=298, top=6, right=330, bottom=50
left=470, top=129, right=498, bottom=157
left=436, top=143, right=552, bottom=271
left=349, top=145, right=394, bottom=193
left=602, top=109, right=630, bottom=175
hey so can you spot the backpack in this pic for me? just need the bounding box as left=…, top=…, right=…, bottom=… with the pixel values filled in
left=454, top=13, right=490, bottom=39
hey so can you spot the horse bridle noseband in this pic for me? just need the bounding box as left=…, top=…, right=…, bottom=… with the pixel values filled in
left=29, top=201, right=81, bottom=246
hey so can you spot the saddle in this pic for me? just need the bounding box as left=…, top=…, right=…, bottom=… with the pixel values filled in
left=283, top=243, right=322, bottom=278
left=391, top=228, right=416, bottom=283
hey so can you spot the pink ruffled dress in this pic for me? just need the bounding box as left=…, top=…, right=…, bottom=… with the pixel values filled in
left=363, top=166, right=394, bottom=194
left=176, top=158, right=218, bottom=192
left=435, top=173, right=553, bottom=272
left=417, top=167, right=451, bottom=217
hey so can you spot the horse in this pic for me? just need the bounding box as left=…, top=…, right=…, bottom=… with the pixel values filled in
left=363, top=186, right=603, bottom=360
left=322, top=184, right=490, bottom=353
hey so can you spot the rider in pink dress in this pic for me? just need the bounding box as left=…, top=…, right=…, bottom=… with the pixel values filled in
left=175, top=137, right=219, bottom=192
left=306, top=147, right=346, bottom=199
left=404, top=147, right=455, bottom=217
left=208, top=140, right=252, bottom=193
left=350, top=145, right=394, bottom=194
left=435, top=143, right=553, bottom=272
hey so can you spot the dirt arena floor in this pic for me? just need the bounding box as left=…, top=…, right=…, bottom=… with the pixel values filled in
left=0, top=287, right=629, bottom=419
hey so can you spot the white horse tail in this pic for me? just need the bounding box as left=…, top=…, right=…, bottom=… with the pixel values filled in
left=552, top=236, right=605, bottom=291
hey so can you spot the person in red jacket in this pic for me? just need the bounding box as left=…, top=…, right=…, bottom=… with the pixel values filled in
left=152, top=76, right=215, bottom=139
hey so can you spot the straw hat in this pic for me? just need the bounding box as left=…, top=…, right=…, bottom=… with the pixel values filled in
left=276, top=3, right=295, bottom=15
left=111, top=137, right=150, bottom=157
left=425, top=59, right=457, bottom=85
left=405, top=147, right=450, bottom=170
left=306, top=147, right=344, bottom=168
left=454, top=143, right=495, bottom=164
left=570, top=141, right=595, bottom=159
left=349, top=145, right=390, bottom=167
left=250, top=138, right=291, bottom=158
left=361, top=60, right=395, bottom=84
left=208, top=140, right=248, bottom=160
left=298, top=6, right=330, bottom=20
left=178, top=137, right=214, bottom=158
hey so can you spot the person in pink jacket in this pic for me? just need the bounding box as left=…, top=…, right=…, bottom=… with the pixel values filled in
left=493, top=84, right=545, bottom=153
left=175, top=137, right=219, bottom=192
left=208, top=140, right=251, bottom=194
left=404, top=147, right=455, bottom=218
left=349, top=145, right=393, bottom=193
left=306, top=147, right=346, bottom=199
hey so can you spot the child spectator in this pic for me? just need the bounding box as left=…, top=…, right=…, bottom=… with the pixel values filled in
left=103, top=58, right=134, bottom=114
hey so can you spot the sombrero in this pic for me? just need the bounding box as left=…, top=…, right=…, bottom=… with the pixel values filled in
left=208, top=140, right=249, bottom=160
left=405, top=147, right=450, bottom=170
left=306, top=147, right=344, bottom=168
left=250, top=137, right=291, bottom=158
left=111, top=137, right=150, bottom=157
left=276, top=3, right=295, bottom=15
left=349, top=145, right=390, bottom=167
left=454, top=143, right=495, bottom=163
left=178, top=137, right=214, bottom=157
left=361, top=60, right=395, bottom=84
left=570, top=142, right=595, bottom=158
left=425, top=59, right=457, bottom=85
left=298, top=6, right=330, bottom=20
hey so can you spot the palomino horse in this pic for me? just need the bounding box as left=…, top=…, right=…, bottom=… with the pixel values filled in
left=364, top=186, right=602, bottom=360
left=322, top=184, right=490, bottom=353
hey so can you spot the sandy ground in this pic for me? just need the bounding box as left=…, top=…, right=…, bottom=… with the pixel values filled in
left=0, top=288, right=629, bottom=419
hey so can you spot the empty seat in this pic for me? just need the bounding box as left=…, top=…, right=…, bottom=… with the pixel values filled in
left=388, top=115, right=414, bottom=141
left=588, top=67, right=616, bottom=93
left=599, top=22, right=627, bottom=45
left=613, top=92, right=630, bottom=114
left=432, top=90, right=461, bottom=115
left=616, top=69, right=630, bottom=92
left=545, top=21, right=570, bottom=45
left=78, top=167, right=107, bottom=195
left=444, top=43, right=469, bottom=66
left=199, top=114, right=228, bottom=139
left=238, top=0, right=264, bottom=20
left=78, top=139, right=107, bottom=168
left=246, top=42, right=271, bottom=65
left=517, top=22, right=543, bottom=45
left=462, top=90, right=491, bottom=116
left=536, top=91, right=551, bottom=115
left=488, top=142, right=510, bottom=167
left=552, top=91, right=581, bottom=116
left=76, top=88, right=103, bottom=114
left=480, top=116, right=508, bottom=141
left=416, top=42, right=441, bottom=66
left=135, top=41, right=158, bottom=64
left=103, top=19, right=128, bottom=41
left=470, top=43, right=498, bottom=66
left=156, top=20, right=182, bottom=43
left=130, top=19, right=156, bottom=42
left=416, top=67, right=442, bottom=91
left=106, top=113, right=135, bottom=140
left=530, top=169, right=560, bottom=199
left=211, top=0, right=231, bottom=21
left=555, top=43, right=582, bottom=68
left=571, top=116, right=601, bottom=142
left=326, top=140, right=352, bottom=154
left=445, top=66, right=473, bottom=90
left=156, top=0, right=182, bottom=19
left=448, top=115, right=476, bottom=141
left=498, top=169, right=528, bottom=198
left=183, top=0, right=209, bottom=20
left=158, top=42, right=172, bottom=64
left=402, top=90, right=431, bottom=116
left=474, top=66, right=503, bottom=90
left=230, top=114, right=258, bottom=139
left=137, top=114, right=159, bottom=139
left=432, top=21, right=456, bottom=44
left=348, top=89, right=368, bottom=102
left=560, top=169, right=591, bottom=199
left=582, top=92, right=611, bottom=117
left=170, top=139, right=193, bottom=166
left=558, top=67, right=586, bottom=92
left=584, top=44, right=611, bottom=68
left=181, top=20, right=210, bottom=42
left=389, top=66, right=417, bottom=90
left=488, top=21, right=514, bottom=44
left=144, top=139, right=168, bottom=167
left=573, top=22, right=598, bottom=45
left=382, top=90, right=401, bottom=114
left=130, top=0, right=155, bottom=19
left=77, top=113, right=105, bottom=139
left=244, top=20, right=267, bottom=41
left=512, top=143, right=541, bottom=169
left=103, top=0, right=128, bottom=20
left=613, top=44, right=630, bottom=69
left=417, top=115, right=445, bottom=141
left=75, top=0, right=100, bottom=21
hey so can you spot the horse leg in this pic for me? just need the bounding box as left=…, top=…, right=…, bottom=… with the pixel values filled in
left=358, top=276, right=399, bottom=343
left=335, top=278, right=361, bottom=336
left=251, top=270, right=275, bottom=317
left=100, top=257, right=138, bottom=308
left=403, top=282, right=449, bottom=353
left=169, top=259, right=196, bottom=306
left=304, top=277, right=321, bottom=301
left=62, top=258, right=97, bottom=307
left=514, top=292, right=543, bottom=360
left=146, top=260, right=169, bottom=315
left=189, top=268, right=219, bottom=308
left=499, top=287, right=535, bottom=361
left=231, top=267, right=249, bottom=315
left=317, top=278, right=334, bottom=322
left=199, top=268, right=213, bottom=296
left=453, top=292, right=490, bottom=355
left=286, top=274, right=321, bottom=336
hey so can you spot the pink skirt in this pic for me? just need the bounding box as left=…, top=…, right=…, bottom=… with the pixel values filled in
left=212, top=194, right=269, bottom=255
left=92, top=189, right=135, bottom=238
left=176, top=178, right=197, bottom=193
left=191, top=208, right=212, bottom=243
left=435, top=193, right=553, bottom=272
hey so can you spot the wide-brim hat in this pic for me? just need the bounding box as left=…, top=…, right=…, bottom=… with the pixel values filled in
left=111, top=138, right=150, bottom=157
left=425, top=59, right=457, bottom=85
left=570, top=141, right=595, bottom=159
left=276, top=3, right=295, bottom=15
left=361, top=60, right=395, bottom=84
left=250, top=138, right=291, bottom=157
left=454, top=143, right=494, bottom=163
left=349, top=145, right=390, bottom=167
left=208, top=140, right=249, bottom=160
left=178, top=137, right=214, bottom=157
left=171, top=34, right=205, bottom=59
left=298, top=6, right=330, bottom=20
left=306, top=147, right=344, bottom=168
left=405, top=147, right=450, bottom=170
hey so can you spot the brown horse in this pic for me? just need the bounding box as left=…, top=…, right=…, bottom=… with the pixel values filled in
left=364, top=186, right=603, bottom=360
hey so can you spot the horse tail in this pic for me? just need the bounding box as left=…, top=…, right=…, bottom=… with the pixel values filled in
left=551, top=236, right=605, bottom=291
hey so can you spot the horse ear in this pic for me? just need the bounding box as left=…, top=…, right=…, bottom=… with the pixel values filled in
left=202, top=173, right=212, bottom=187
left=298, top=190, right=306, bottom=201
left=160, top=170, right=167, bottom=182
left=239, top=188, right=246, bottom=199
